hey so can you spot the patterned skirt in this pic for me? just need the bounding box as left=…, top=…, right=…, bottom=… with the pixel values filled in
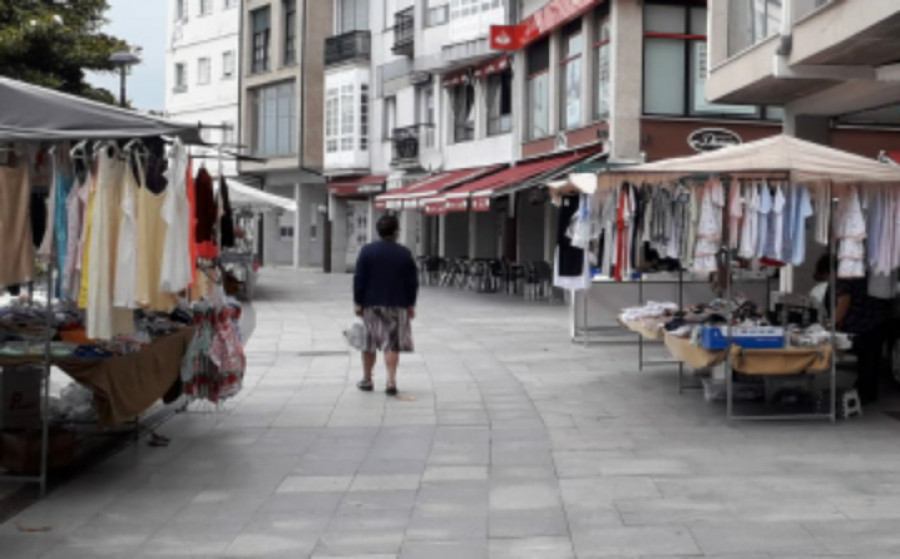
left=362, top=307, right=414, bottom=353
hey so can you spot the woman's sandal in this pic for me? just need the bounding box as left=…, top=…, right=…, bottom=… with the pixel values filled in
left=385, top=385, right=398, bottom=397
left=357, top=379, right=374, bottom=392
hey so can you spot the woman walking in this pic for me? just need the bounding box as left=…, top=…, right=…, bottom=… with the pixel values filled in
left=353, top=214, right=418, bottom=396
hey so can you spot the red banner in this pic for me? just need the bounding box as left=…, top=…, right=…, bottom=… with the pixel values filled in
left=490, top=0, right=604, bottom=51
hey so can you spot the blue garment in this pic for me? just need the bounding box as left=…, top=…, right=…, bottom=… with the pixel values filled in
left=782, top=184, right=813, bottom=266
left=54, top=172, right=73, bottom=293
left=353, top=239, right=419, bottom=308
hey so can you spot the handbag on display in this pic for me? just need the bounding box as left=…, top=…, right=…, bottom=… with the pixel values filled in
left=343, top=321, right=367, bottom=352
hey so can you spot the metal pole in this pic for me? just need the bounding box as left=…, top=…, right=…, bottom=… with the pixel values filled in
left=678, top=266, right=685, bottom=394
left=638, top=274, right=644, bottom=371
left=39, top=148, right=58, bottom=496
left=724, top=178, right=734, bottom=421
left=119, top=66, right=127, bottom=108
left=829, top=182, right=837, bottom=423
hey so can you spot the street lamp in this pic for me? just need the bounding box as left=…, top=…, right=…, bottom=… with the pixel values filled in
left=109, top=49, right=142, bottom=107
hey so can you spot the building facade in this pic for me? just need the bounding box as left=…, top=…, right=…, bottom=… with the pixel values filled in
left=165, top=0, right=241, bottom=176
left=238, top=0, right=332, bottom=267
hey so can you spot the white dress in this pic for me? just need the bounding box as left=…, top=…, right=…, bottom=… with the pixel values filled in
left=836, top=185, right=866, bottom=279
left=86, top=146, right=134, bottom=340
left=738, top=183, right=759, bottom=260
left=113, top=157, right=141, bottom=308
left=159, top=139, right=193, bottom=293
left=692, top=179, right=724, bottom=274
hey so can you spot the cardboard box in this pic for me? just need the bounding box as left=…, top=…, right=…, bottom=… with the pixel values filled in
left=0, top=429, right=79, bottom=474
left=0, top=366, right=42, bottom=430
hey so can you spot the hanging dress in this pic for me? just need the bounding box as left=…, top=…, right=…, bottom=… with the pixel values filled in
left=835, top=185, right=866, bottom=279
left=159, top=140, right=193, bottom=294
left=113, top=155, right=142, bottom=308
left=0, top=163, right=36, bottom=288
left=692, top=179, right=724, bottom=275
left=62, top=173, right=85, bottom=298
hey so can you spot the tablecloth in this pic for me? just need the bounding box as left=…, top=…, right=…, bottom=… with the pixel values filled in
left=663, top=333, right=727, bottom=369
left=0, top=328, right=195, bottom=426
left=729, top=346, right=832, bottom=375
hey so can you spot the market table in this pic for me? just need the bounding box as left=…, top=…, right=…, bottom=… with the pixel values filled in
left=0, top=327, right=195, bottom=426
left=662, top=332, right=727, bottom=370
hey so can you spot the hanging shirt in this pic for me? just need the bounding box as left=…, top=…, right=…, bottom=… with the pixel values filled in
left=738, top=184, right=759, bottom=260
left=763, top=183, right=786, bottom=261
left=0, top=163, right=36, bottom=288
left=727, top=181, right=743, bottom=249
left=813, top=184, right=831, bottom=246
left=160, top=139, right=193, bottom=294
left=756, top=183, right=772, bottom=258
left=836, top=185, right=866, bottom=279
left=692, top=179, right=724, bottom=275
left=62, top=175, right=86, bottom=299
left=787, top=184, right=813, bottom=266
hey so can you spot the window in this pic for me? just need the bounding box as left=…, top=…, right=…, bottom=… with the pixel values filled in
left=175, top=0, right=186, bottom=21
left=727, top=0, right=782, bottom=57
left=487, top=69, right=512, bottom=136
left=421, top=86, right=435, bottom=147
left=450, top=0, right=501, bottom=20
left=325, top=88, right=339, bottom=153
left=559, top=20, right=583, bottom=130
left=383, top=96, right=396, bottom=140
left=197, top=57, right=211, bottom=85
left=224, top=0, right=237, bottom=8
left=174, top=63, right=187, bottom=92
left=251, top=7, right=271, bottom=74
left=199, top=0, right=212, bottom=16
left=360, top=84, right=369, bottom=150
left=222, top=51, right=235, bottom=79
left=340, top=84, right=354, bottom=151
left=450, top=83, right=475, bottom=143
left=644, top=2, right=757, bottom=117
left=526, top=37, right=550, bottom=140
left=340, top=0, right=369, bottom=33
left=222, top=122, right=235, bottom=145
left=426, top=5, right=449, bottom=27
left=284, top=0, right=297, bottom=65
left=310, top=207, right=319, bottom=242
left=594, top=7, right=611, bottom=119
left=252, top=81, right=296, bottom=157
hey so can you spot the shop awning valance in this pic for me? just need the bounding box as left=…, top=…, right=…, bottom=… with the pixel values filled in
left=0, top=77, right=202, bottom=143
left=375, top=166, right=503, bottom=209
left=327, top=175, right=387, bottom=197
left=605, top=135, right=900, bottom=185
left=473, top=56, right=512, bottom=79
left=431, top=147, right=604, bottom=213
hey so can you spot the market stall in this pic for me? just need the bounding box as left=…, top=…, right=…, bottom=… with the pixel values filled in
left=0, top=77, right=247, bottom=494
left=552, top=135, right=900, bottom=421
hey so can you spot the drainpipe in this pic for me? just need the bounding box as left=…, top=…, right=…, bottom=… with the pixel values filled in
left=774, top=0, right=794, bottom=62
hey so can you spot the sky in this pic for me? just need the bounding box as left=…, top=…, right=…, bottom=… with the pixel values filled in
left=88, top=0, right=167, bottom=112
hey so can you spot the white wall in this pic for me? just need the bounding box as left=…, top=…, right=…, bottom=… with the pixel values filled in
left=166, top=0, right=240, bottom=175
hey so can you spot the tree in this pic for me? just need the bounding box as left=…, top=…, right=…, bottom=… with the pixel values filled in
left=0, top=0, right=130, bottom=105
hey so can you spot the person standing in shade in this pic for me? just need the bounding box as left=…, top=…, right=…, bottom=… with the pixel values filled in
left=354, top=214, right=418, bottom=396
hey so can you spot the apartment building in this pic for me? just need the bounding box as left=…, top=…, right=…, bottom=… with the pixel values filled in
left=705, top=0, right=900, bottom=155
left=165, top=0, right=241, bottom=176
left=239, top=0, right=331, bottom=267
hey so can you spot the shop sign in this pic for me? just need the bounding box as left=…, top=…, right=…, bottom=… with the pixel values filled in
left=490, top=0, right=604, bottom=51
left=444, top=198, right=468, bottom=213
left=687, top=128, right=743, bottom=152
left=424, top=201, right=446, bottom=216
left=473, top=56, right=511, bottom=79
left=472, top=197, right=491, bottom=212
left=357, top=184, right=383, bottom=194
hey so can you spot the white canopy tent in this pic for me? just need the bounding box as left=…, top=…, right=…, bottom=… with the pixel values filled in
left=227, top=180, right=297, bottom=212
left=599, top=134, right=900, bottom=184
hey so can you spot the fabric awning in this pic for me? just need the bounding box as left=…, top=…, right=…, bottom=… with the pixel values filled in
left=375, top=166, right=503, bottom=210
left=0, top=76, right=201, bottom=143
left=228, top=180, right=297, bottom=212
left=327, top=175, right=387, bottom=197
left=881, top=151, right=900, bottom=166
left=431, top=147, right=604, bottom=214
left=610, top=135, right=900, bottom=184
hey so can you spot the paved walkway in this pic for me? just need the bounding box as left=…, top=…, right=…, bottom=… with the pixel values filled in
left=3, top=268, right=900, bottom=558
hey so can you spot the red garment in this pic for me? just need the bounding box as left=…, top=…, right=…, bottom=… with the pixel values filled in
left=615, top=186, right=627, bottom=282
left=194, top=168, right=219, bottom=259
left=186, top=158, right=198, bottom=285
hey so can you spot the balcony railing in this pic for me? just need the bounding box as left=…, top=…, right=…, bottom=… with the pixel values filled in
left=392, top=7, right=415, bottom=57
left=391, top=125, right=420, bottom=168
left=324, top=30, right=371, bottom=67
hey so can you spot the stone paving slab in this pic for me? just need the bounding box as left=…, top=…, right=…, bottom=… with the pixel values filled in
left=3, top=268, right=900, bottom=558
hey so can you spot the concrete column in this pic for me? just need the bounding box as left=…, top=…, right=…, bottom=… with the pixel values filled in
left=438, top=214, right=447, bottom=257
left=548, top=30, right=562, bottom=136
left=511, top=53, right=526, bottom=161
left=330, top=195, right=349, bottom=274
left=543, top=201, right=554, bottom=263
left=609, top=0, right=643, bottom=162
left=468, top=211, right=478, bottom=259
left=293, top=184, right=302, bottom=269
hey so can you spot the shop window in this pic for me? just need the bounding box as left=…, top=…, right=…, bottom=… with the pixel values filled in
left=487, top=69, right=512, bottom=136
left=526, top=37, right=550, bottom=140
left=594, top=7, right=611, bottom=119
left=450, top=83, right=475, bottom=143
left=252, top=81, right=296, bottom=157
left=251, top=6, right=271, bottom=74
left=284, top=0, right=297, bottom=65
left=559, top=20, right=584, bottom=130
left=643, top=2, right=758, bottom=118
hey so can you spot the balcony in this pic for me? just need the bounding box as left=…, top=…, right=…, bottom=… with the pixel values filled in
left=324, top=30, right=371, bottom=67
left=391, top=125, right=420, bottom=168
left=392, top=7, right=415, bottom=57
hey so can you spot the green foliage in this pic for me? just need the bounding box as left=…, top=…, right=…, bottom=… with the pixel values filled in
left=0, top=0, right=129, bottom=104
